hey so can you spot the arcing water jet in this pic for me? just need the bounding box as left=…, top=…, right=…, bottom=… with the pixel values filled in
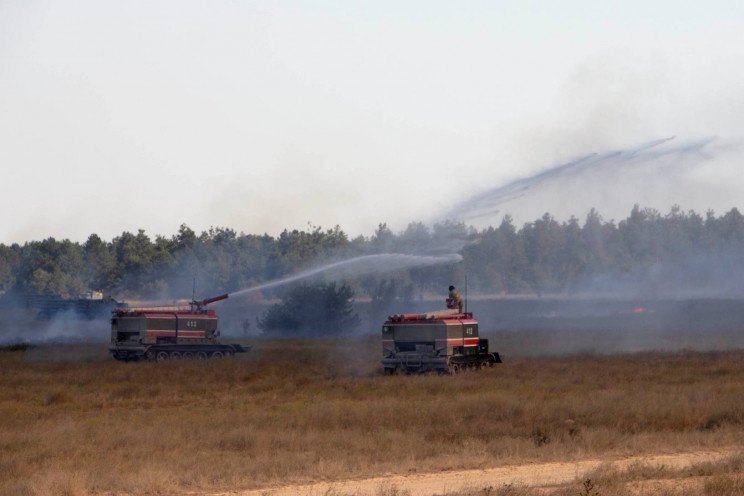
left=442, top=136, right=717, bottom=224
left=229, top=252, right=463, bottom=297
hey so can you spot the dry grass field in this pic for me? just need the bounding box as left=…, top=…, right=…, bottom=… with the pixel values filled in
left=1, top=333, right=743, bottom=495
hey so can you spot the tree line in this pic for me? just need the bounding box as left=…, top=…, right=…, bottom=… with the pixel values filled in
left=1, top=205, right=743, bottom=301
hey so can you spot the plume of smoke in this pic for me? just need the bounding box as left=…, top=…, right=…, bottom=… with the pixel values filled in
left=0, top=310, right=109, bottom=347
left=569, top=248, right=744, bottom=301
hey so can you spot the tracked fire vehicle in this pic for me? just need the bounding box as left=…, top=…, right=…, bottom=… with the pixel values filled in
left=109, top=294, right=248, bottom=361
left=381, top=299, right=501, bottom=374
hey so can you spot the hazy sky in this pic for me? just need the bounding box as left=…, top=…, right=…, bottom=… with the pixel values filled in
left=2, top=1, right=743, bottom=244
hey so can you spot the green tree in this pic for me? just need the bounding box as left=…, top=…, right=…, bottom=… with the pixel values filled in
left=19, top=237, right=85, bottom=295
left=257, top=282, right=360, bottom=336
left=370, top=223, right=394, bottom=252
left=618, top=205, right=663, bottom=267
left=496, top=215, right=528, bottom=293
left=397, top=221, right=431, bottom=253
left=720, top=207, right=744, bottom=247
left=83, top=234, right=116, bottom=290
left=560, top=216, right=584, bottom=291
left=581, top=208, right=608, bottom=273
left=521, top=213, right=564, bottom=296
left=0, top=244, right=21, bottom=292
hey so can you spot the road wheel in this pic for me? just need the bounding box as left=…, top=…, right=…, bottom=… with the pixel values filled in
left=156, top=351, right=169, bottom=361
left=145, top=350, right=156, bottom=361
left=450, top=363, right=460, bottom=375
left=196, top=351, right=208, bottom=360
left=182, top=351, right=194, bottom=360
left=169, top=351, right=182, bottom=360
left=211, top=351, right=224, bottom=359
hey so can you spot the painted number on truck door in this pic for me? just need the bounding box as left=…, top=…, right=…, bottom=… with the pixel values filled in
left=186, top=320, right=198, bottom=328
left=465, top=327, right=474, bottom=335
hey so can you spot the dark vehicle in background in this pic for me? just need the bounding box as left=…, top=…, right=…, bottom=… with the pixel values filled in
left=26, top=291, right=127, bottom=320
left=109, top=294, right=249, bottom=361
left=381, top=299, right=501, bottom=374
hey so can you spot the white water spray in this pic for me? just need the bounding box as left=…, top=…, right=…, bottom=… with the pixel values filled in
left=442, top=136, right=717, bottom=224
left=230, top=253, right=462, bottom=297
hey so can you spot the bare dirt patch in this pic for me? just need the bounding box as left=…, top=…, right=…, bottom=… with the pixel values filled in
left=223, top=448, right=740, bottom=496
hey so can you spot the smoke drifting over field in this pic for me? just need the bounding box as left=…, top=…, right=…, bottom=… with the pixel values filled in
left=570, top=250, right=744, bottom=300
left=3, top=134, right=743, bottom=349
left=0, top=312, right=108, bottom=347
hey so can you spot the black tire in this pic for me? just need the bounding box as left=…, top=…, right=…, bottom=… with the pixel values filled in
left=156, top=351, right=169, bottom=361
left=182, top=351, right=194, bottom=360
left=211, top=351, right=224, bottom=359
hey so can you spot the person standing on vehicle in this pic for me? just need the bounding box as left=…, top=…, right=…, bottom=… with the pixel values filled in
left=448, top=285, right=463, bottom=313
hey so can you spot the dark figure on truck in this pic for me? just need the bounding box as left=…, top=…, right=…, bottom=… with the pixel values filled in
left=448, top=285, right=463, bottom=313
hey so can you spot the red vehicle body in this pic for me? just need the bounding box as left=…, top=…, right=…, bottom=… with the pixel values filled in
left=381, top=301, right=501, bottom=374
left=109, top=294, right=248, bottom=361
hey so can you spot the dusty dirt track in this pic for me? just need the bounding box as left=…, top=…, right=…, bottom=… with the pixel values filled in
left=210, top=448, right=739, bottom=496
